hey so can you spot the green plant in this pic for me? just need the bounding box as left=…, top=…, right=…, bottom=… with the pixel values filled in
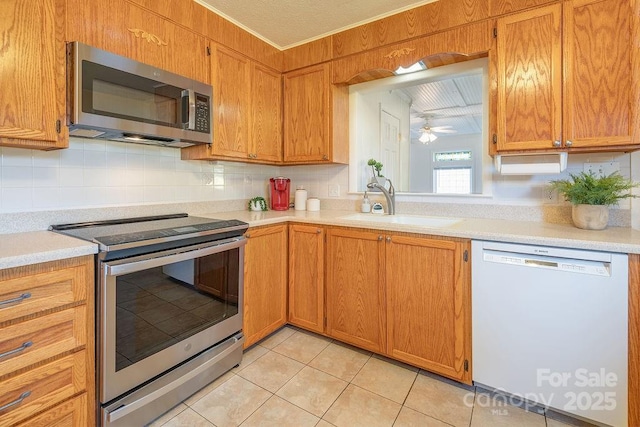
left=549, top=171, right=638, bottom=206
left=367, top=158, right=384, bottom=177
left=248, top=196, right=268, bottom=211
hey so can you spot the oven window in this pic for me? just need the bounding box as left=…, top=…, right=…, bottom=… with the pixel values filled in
left=114, top=249, right=239, bottom=371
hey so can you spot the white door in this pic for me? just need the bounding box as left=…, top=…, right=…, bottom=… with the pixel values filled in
left=380, top=108, right=400, bottom=185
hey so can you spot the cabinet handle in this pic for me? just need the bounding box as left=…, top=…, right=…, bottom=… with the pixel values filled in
left=0, top=292, right=31, bottom=309
left=0, top=391, right=31, bottom=412
left=565, top=140, right=573, bottom=147
left=386, top=236, right=392, bottom=243
left=378, top=235, right=383, bottom=241
left=552, top=140, right=561, bottom=147
left=0, top=341, right=32, bottom=360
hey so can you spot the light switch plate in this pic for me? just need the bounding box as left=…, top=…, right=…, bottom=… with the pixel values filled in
left=583, top=162, right=620, bottom=177
left=328, top=184, right=340, bottom=197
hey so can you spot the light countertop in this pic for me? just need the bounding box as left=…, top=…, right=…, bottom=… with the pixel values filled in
left=2, top=209, right=640, bottom=270
left=0, top=231, right=98, bottom=270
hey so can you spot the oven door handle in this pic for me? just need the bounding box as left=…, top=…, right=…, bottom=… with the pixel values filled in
left=106, top=334, right=243, bottom=423
left=105, top=237, right=245, bottom=276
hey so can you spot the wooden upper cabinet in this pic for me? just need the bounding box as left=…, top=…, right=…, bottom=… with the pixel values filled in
left=496, top=4, right=563, bottom=151
left=385, top=236, right=471, bottom=383
left=325, top=228, right=386, bottom=353
left=243, top=225, right=288, bottom=348
left=495, top=0, right=637, bottom=153
left=288, top=224, right=324, bottom=333
left=563, top=0, right=634, bottom=149
left=66, top=0, right=209, bottom=84
left=0, top=0, right=67, bottom=150
left=211, top=46, right=251, bottom=159
left=283, top=63, right=349, bottom=164
left=251, top=63, right=283, bottom=162
left=182, top=47, right=282, bottom=163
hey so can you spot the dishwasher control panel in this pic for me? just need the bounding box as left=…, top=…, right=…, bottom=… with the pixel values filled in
left=483, top=251, right=611, bottom=276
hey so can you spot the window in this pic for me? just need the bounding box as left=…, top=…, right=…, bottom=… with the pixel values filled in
left=433, top=151, right=473, bottom=194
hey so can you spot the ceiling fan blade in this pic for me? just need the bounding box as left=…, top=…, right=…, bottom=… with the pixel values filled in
left=434, top=129, right=458, bottom=134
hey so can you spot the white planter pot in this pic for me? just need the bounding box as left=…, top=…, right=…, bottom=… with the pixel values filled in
left=571, top=204, right=609, bottom=230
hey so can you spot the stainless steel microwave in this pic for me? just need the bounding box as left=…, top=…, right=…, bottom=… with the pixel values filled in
left=67, top=42, right=212, bottom=147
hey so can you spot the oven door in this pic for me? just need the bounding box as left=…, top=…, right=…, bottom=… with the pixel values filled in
left=99, top=236, right=244, bottom=404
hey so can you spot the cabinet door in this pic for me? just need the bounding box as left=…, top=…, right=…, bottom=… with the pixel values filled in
left=563, top=0, right=634, bottom=149
left=211, top=46, right=251, bottom=160
left=325, top=228, right=386, bottom=353
left=243, top=225, right=288, bottom=348
left=0, top=0, right=67, bottom=149
left=288, top=224, right=324, bottom=333
left=283, top=64, right=330, bottom=162
left=66, top=0, right=209, bottom=83
left=251, top=64, right=283, bottom=162
left=495, top=4, right=562, bottom=151
left=386, top=236, right=471, bottom=383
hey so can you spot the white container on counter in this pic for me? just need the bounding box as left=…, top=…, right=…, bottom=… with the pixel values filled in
left=294, top=186, right=308, bottom=211
left=306, top=198, right=320, bottom=211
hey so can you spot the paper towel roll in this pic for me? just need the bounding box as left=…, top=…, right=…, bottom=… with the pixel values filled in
left=294, top=186, right=307, bottom=210
left=306, top=198, right=320, bottom=211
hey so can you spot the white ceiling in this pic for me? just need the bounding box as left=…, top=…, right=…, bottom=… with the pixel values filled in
left=196, top=0, right=438, bottom=50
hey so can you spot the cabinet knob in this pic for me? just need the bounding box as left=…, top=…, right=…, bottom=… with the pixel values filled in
left=553, top=140, right=562, bottom=147
left=565, top=140, right=573, bottom=147
left=244, top=233, right=251, bottom=239
left=378, top=235, right=383, bottom=241
left=322, top=154, right=329, bottom=160
left=317, top=229, right=322, bottom=234
left=386, top=236, right=392, bottom=243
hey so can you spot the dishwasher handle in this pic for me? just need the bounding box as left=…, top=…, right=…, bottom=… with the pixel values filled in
left=482, top=250, right=612, bottom=277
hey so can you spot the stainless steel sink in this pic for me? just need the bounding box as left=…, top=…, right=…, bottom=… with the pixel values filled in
left=339, top=213, right=462, bottom=228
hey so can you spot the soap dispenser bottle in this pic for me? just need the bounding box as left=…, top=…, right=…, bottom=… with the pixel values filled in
left=361, top=192, right=371, bottom=213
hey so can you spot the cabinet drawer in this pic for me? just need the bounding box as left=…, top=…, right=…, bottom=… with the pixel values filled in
left=0, top=265, right=87, bottom=324
left=0, top=307, right=86, bottom=378
left=0, top=351, right=86, bottom=426
left=15, top=393, right=87, bottom=427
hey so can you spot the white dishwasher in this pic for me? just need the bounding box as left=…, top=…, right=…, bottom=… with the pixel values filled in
left=472, top=240, right=628, bottom=427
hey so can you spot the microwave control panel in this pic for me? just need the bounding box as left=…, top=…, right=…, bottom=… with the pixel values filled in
left=194, top=93, right=210, bottom=133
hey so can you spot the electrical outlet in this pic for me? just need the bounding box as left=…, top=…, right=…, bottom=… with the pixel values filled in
left=583, top=162, right=620, bottom=178
left=542, top=187, right=558, bottom=204
left=328, top=184, right=340, bottom=197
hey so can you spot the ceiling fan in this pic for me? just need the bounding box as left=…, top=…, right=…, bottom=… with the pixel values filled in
left=418, top=121, right=457, bottom=144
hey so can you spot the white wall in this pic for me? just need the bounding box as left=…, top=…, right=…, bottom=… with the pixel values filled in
left=0, top=138, right=633, bottom=216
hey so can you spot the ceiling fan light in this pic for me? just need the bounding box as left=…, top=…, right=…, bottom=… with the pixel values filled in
left=419, top=130, right=438, bottom=144
left=394, top=61, right=427, bottom=75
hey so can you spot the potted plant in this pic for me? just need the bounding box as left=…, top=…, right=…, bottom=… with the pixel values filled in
left=549, top=171, right=637, bottom=230
left=248, top=196, right=268, bottom=211
left=367, top=158, right=386, bottom=185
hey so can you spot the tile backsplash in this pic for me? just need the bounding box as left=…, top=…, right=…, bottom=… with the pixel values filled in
left=0, top=138, right=634, bottom=225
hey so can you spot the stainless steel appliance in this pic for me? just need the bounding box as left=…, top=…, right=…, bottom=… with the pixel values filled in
left=67, top=42, right=212, bottom=147
left=51, top=214, right=247, bottom=426
left=472, top=241, right=628, bottom=426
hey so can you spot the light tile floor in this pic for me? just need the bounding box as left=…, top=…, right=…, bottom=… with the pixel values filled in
left=148, top=326, right=577, bottom=427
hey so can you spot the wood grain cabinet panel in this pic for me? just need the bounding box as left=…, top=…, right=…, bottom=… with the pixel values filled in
left=243, top=225, right=288, bottom=348
left=0, top=0, right=67, bottom=150
left=181, top=48, right=282, bottom=163
left=66, top=0, right=209, bottom=84
left=629, top=254, right=640, bottom=427
left=325, top=228, right=386, bottom=353
left=495, top=0, right=638, bottom=152
left=385, top=236, right=471, bottom=383
left=283, top=63, right=349, bottom=164
left=14, top=393, right=87, bottom=427
left=288, top=224, right=324, bottom=333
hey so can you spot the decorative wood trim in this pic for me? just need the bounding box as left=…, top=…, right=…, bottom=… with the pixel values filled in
left=383, top=47, right=416, bottom=59
left=127, top=28, right=168, bottom=46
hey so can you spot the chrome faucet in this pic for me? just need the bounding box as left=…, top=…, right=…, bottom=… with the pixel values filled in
left=367, top=179, right=395, bottom=215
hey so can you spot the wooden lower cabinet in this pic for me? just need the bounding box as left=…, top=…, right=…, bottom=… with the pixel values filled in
left=325, top=228, right=386, bottom=353
left=288, top=224, right=324, bottom=333
left=0, top=256, right=94, bottom=426
left=386, top=235, right=471, bottom=383
left=322, top=226, right=471, bottom=383
left=243, top=225, right=288, bottom=348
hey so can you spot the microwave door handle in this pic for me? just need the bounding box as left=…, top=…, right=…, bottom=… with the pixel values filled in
left=181, top=89, right=196, bottom=130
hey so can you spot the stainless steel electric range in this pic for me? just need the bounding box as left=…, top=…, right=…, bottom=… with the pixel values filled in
left=51, top=213, right=248, bottom=427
